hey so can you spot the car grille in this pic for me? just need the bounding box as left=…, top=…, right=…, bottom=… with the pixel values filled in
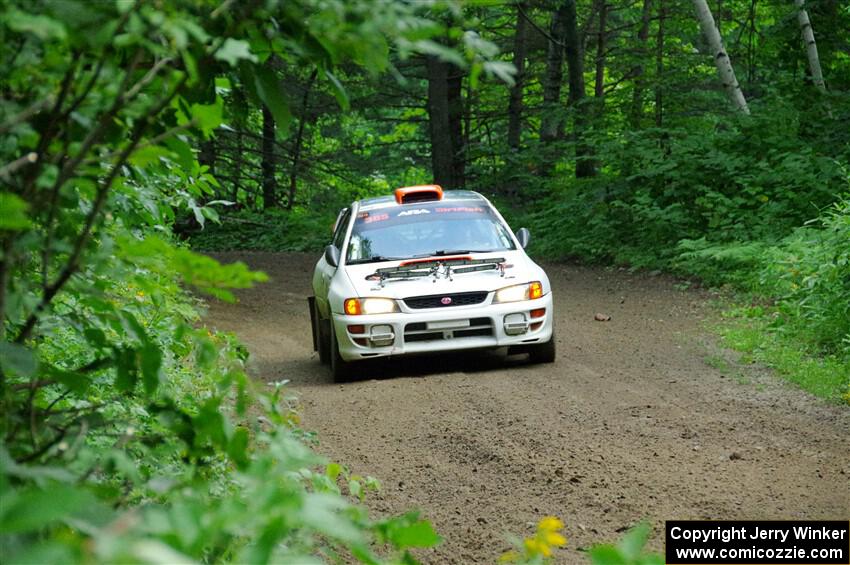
left=403, top=317, right=493, bottom=343
left=403, top=291, right=488, bottom=309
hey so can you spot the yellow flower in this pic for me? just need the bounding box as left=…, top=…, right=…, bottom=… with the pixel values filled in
left=509, top=516, right=568, bottom=562
left=524, top=538, right=551, bottom=557
left=544, top=531, right=567, bottom=547
left=538, top=516, right=564, bottom=532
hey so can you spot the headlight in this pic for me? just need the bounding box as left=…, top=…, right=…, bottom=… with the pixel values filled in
left=493, top=281, right=543, bottom=303
left=343, top=297, right=398, bottom=315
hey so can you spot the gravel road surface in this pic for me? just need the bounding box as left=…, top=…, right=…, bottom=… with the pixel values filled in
left=206, top=252, right=849, bottom=563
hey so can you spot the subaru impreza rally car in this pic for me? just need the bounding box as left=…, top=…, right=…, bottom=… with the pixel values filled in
left=309, top=185, right=555, bottom=381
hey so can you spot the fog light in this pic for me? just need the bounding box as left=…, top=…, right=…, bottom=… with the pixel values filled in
left=347, top=324, right=366, bottom=334
left=503, top=313, right=529, bottom=336
left=369, top=324, right=394, bottom=347
left=530, top=308, right=546, bottom=319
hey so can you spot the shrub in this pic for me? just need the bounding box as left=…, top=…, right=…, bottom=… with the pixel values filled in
left=756, top=196, right=850, bottom=355
left=186, top=207, right=336, bottom=253
left=0, top=230, right=442, bottom=564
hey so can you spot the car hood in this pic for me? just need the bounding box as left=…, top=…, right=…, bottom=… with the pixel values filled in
left=341, top=251, right=541, bottom=299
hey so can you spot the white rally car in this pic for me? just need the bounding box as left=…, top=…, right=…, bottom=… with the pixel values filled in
left=309, top=185, right=555, bottom=381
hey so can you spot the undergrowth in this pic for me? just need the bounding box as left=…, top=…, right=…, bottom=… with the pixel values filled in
left=511, top=191, right=850, bottom=403
left=186, top=208, right=336, bottom=252
left=498, top=113, right=850, bottom=403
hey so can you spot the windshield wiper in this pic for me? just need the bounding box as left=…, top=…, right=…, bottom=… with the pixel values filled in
left=347, top=255, right=405, bottom=265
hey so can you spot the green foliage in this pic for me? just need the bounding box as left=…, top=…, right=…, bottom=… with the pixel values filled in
left=718, top=306, right=850, bottom=402
left=588, top=524, right=663, bottom=565
left=2, top=213, right=446, bottom=561
left=0, top=193, right=32, bottom=230
left=673, top=195, right=850, bottom=364
left=692, top=196, right=850, bottom=402
left=755, top=198, right=850, bottom=354
left=504, top=108, right=850, bottom=400
left=187, top=208, right=336, bottom=253
left=1, top=0, right=484, bottom=562
left=515, top=99, right=846, bottom=261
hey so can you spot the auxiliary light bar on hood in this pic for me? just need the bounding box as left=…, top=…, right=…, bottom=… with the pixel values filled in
left=366, top=257, right=507, bottom=286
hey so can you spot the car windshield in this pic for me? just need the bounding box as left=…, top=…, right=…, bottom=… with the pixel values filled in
left=346, top=201, right=516, bottom=264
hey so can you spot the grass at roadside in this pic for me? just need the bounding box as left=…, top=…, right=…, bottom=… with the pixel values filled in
left=715, top=303, right=850, bottom=403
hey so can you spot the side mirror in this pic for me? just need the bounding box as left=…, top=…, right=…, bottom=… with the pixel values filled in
left=324, top=245, right=340, bottom=268
left=515, top=227, right=531, bottom=249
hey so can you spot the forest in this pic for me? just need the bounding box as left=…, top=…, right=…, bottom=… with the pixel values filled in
left=1, top=0, right=848, bottom=563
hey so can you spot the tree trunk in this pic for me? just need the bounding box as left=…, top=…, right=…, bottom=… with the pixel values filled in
left=655, top=0, right=665, bottom=126
left=233, top=129, right=243, bottom=204
left=287, top=70, right=317, bottom=210
left=794, top=0, right=827, bottom=92
left=426, top=56, right=455, bottom=188
left=590, top=0, right=607, bottom=174
left=464, top=78, right=473, bottom=159
left=261, top=105, right=277, bottom=209
left=692, top=0, right=750, bottom=114
left=199, top=139, right=216, bottom=177
left=507, top=2, right=529, bottom=151
left=593, top=0, right=608, bottom=100
left=629, top=0, right=653, bottom=127
left=716, top=0, right=723, bottom=34
left=563, top=0, right=595, bottom=178
left=230, top=87, right=247, bottom=207
left=745, top=0, right=757, bottom=83
left=540, top=7, right=566, bottom=143
left=447, top=67, right=465, bottom=188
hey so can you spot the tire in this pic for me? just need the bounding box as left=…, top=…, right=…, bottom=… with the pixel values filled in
left=314, top=303, right=330, bottom=365
left=329, top=323, right=354, bottom=382
left=526, top=329, right=556, bottom=364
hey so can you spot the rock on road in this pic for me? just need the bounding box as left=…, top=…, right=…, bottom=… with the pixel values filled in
left=206, top=252, right=849, bottom=564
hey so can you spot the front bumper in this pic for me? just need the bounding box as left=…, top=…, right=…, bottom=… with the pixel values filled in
left=331, top=293, right=554, bottom=362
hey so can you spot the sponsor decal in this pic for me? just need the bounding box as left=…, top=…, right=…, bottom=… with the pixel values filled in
left=397, top=209, right=431, bottom=216
left=363, top=213, right=389, bottom=224
left=434, top=206, right=484, bottom=213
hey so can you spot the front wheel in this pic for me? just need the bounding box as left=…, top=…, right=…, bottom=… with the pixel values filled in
left=526, top=330, right=556, bottom=364
left=329, top=323, right=354, bottom=382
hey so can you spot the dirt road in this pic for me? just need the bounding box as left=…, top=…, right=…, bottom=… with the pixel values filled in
left=205, top=252, right=849, bottom=563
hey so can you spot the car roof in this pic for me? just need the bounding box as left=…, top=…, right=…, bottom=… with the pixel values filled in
left=357, top=190, right=489, bottom=212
